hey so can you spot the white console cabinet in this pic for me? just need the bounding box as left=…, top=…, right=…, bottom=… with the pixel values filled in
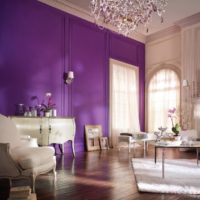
left=10, top=117, right=76, bottom=156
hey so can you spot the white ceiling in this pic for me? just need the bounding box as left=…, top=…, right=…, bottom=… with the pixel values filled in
left=63, top=0, right=200, bottom=35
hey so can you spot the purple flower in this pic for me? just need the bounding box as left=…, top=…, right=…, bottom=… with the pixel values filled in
left=168, top=107, right=176, bottom=114
left=41, top=93, right=56, bottom=112
left=168, top=107, right=178, bottom=128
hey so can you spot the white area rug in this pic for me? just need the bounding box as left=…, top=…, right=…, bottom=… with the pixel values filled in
left=132, top=158, right=200, bottom=194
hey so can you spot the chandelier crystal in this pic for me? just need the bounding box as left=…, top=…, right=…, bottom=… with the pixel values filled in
left=90, top=0, right=168, bottom=36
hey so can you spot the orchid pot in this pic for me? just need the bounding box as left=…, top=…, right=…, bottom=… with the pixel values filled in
left=44, top=110, right=51, bottom=117
left=171, top=123, right=181, bottom=136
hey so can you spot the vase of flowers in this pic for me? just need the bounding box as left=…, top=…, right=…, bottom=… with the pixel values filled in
left=41, top=92, right=56, bottom=117
left=168, top=107, right=181, bottom=136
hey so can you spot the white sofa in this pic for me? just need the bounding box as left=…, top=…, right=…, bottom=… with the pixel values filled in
left=0, top=114, right=56, bottom=192
left=179, top=129, right=198, bottom=142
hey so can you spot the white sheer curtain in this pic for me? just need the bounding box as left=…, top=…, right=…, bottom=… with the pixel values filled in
left=109, top=59, right=140, bottom=148
left=148, top=69, right=180, bottom=132
left=181, top=25, right=200, bottom=130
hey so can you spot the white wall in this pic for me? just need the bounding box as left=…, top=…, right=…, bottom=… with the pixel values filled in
left=181, top=23, right=200, bottom=136
left=146, top=30, right=181, bottom=78
left=145, top=22, right=200, bottom=135
left=145, top=28, right=181, bottom=131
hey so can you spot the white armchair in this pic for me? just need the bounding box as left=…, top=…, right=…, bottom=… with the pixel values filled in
left=0, top=114, right=56, bottom=192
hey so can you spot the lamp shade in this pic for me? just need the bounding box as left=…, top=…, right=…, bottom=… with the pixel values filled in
left=64, top=71, right=74, bottom=84
left=68, top=71, right=74, bottom=79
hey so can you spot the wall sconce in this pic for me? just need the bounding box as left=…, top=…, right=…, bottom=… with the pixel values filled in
left=182, top=79, right=189, bottom=87
left=182, top=79, right=190, bottom=101
left=182, top=79, right=200, bottom=98
left=64, top=71, right=74, bottom=84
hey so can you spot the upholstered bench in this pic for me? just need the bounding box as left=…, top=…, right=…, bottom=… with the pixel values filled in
left=118, top=132, right=148, bottom=153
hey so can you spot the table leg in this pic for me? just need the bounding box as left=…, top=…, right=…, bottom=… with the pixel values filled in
left=154, top=146, right=157, bottom=163
left=162, top=148, right=165, bottom=178
left=197, top=148, right=199, bottom=166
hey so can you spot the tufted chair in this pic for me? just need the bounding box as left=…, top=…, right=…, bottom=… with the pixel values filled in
left=0, top=114, right=56, bottom=192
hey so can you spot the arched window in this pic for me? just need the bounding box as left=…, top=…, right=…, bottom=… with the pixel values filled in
left=147, top=68, right=180, bottom=132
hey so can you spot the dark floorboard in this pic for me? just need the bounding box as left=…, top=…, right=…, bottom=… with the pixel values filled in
left=1, top=145, right=200, bottom=200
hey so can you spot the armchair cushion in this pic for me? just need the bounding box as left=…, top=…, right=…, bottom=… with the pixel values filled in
left=10, top=146, right=55, bottom=170
left=21, top=157, right=56, bottom=176
left=120, top=132, right=147, bottom=140
left=132, top=132, right=147, bottom=140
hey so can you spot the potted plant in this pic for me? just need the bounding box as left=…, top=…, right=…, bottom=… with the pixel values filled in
left=41, top=93, right=56, bottom=117
left=168, top=107, right=181, bottom=136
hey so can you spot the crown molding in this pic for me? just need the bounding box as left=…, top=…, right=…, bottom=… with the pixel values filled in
left=146, top=12, right=200, bottom=43
left=38, top=0, right=91, bottom=21
left=146, top=25, right=181, bottom=43
left=175, top=12, right=200, bottom=28
left=38, top=0, right=146, bottom=43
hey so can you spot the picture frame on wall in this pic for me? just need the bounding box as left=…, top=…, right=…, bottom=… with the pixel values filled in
left=85, top=125, right=102, bottom=151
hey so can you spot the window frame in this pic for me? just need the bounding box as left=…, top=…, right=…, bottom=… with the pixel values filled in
left=109, top=58, right=140, bottom=146
left=145, top=65, right=181, bottom=132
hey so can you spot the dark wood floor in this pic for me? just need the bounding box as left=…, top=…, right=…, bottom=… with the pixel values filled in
left=1, top=145, right=200, bottom=200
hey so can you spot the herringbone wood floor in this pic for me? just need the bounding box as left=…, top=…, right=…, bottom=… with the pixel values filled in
left=1, top=145, right=199, bottom=200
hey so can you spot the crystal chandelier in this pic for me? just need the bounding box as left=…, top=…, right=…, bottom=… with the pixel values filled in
left=90, top=0, right=168, bottom=36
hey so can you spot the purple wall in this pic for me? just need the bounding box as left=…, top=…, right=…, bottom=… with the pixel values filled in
left=0, top=0, right=145, bottom=152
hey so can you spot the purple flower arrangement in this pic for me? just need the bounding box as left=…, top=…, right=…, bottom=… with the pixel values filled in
left=31, top=92, right=56, bottom=116
left=168, top=107, right=181, bottom=136
left=40, top=93, right=56, bottom=112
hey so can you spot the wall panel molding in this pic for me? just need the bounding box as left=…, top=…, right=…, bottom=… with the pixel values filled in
left=38, top=0, right=146, bottom=43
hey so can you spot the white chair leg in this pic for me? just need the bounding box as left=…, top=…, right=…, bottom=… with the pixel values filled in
left=9, top=178, right=12, bottom=188
left=129, top=137, right=133, bottom=153
left=132, top=142, right=135, bottom=157
left=53, top=167, right=57, bottom=183
left=118, top=142, right=121, bottom=151
left=62, top=144, right=65, bottom=154
left=72, top=140, right=75, bottom=157
left=31, top=174, right=36, bottom=193
left=52, top=167, right=57, bottom=190
left=143, top=141, right=146, bottom=152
